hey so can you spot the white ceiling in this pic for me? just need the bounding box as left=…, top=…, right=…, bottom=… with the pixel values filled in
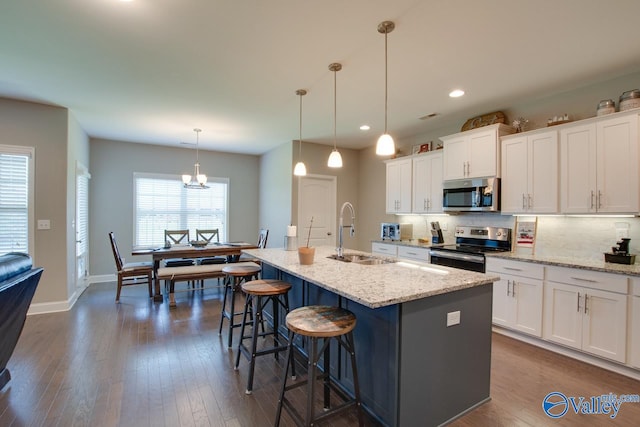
left=1, top=0, right=640, bottom=155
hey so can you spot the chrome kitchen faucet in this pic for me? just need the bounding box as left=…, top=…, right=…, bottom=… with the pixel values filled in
left=337, top=201, right=355, bottom=258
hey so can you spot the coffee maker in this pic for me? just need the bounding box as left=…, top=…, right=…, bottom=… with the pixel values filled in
left=430, top=221, right=444, bottom=244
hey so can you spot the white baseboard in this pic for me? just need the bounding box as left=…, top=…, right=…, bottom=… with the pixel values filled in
left=492, top=326, right=640, bottom=381
left=27, top=278, right=92, bottom=316
left=90, top=274, right=116, bottom=284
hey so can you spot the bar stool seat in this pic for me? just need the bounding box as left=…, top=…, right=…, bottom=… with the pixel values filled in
left=275, top=305, right=364, bottom=427
left=235, top=279, right=292, bottom=394
left=218, top=262, right=261, bottom=348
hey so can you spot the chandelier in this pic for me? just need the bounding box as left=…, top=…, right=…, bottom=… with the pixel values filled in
left=182, top=128, right=209, bottom=189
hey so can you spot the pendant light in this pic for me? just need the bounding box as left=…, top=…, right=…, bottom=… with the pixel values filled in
left=376, top=20, right=396, bottom=156
left=181, top=128, right=209, bottom=188
left=327, top=62, right=343, bottom=168
left=293, top=89, right=308, bottom=176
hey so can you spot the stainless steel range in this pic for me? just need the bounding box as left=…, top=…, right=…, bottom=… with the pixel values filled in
left=429, top=226, right=512, bottom=272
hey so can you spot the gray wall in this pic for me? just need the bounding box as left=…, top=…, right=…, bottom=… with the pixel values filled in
left=89, top=138, right=260, bottom=275
left=0, top=97, right=89, bottom=308
left=259, top=141, right=293, bottom=248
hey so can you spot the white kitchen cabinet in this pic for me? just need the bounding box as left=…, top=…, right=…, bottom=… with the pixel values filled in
left=543, top=266, right=628, bottom=363
left=386, top=157, right=412, bottom=214
left=630, top=279, right=640, bottom=369
left=501, top=130, right=558, bottom=214
left=371, top=242, right=398, bottom=258
left=487, top=258, right=544, bottom=337
left=412, top=152, right=443, bottom=213
left=440, top=124, right=515, bottom=180
left=560, top=112, right=639, bottom=213
left=397, top=245, right=430, bottom=264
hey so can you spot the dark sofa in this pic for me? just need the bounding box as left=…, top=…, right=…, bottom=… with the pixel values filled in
left=0, top=252, right=43, bottom=390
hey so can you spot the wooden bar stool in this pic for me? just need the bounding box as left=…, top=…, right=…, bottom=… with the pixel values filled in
left=234, top=279, right=293, bottom=394
left=218, top=262, right=261, bottom=348
left=275, top=305, right=364, bottom=427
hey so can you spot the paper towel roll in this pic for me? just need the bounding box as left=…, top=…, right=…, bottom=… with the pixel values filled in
left=287, top=225, right=297, bottom=237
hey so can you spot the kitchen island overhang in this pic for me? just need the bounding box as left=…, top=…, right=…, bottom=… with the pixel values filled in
left=243, top=246, right=499, bottom=427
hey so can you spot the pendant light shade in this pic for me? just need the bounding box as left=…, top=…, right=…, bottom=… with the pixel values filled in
left=182, top=128, right=209, bottom=189
left=376, top=21, right=396, bottom=156
left=327, top=62, right=343, bottom=168
left=293, top=89, right=308, bottom=176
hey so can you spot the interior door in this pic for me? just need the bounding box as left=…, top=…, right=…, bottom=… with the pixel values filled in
left=297, top=175, right=336, bottom=247
left=75, top=162, right=90, bottom=291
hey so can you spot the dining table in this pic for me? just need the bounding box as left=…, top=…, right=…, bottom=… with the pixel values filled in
left=132, top=242, right=258, bottom=301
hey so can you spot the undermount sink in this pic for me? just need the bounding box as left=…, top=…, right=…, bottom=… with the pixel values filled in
left=327, top=253, right=396, bottom=265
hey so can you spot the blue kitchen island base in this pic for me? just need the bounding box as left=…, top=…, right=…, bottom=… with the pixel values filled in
left=261, top=262, right=493, bottom=427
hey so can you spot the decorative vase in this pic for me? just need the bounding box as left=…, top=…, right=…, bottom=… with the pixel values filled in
left=298, top=247, right=315, bottom=265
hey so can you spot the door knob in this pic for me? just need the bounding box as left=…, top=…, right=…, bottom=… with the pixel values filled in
left=327, top=232, right=332, bottom=236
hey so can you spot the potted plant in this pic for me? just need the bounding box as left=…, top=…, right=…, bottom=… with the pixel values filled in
left=298, top=217, right=315, bottom=265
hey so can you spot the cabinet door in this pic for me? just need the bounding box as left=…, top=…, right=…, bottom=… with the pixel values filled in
left=543, top=281, right=582, bottom=350
left=560, top=124, right=597, bottom=213
left=501, top=136, right=528, bottom=213
left=595, top=114, right=639, bottom=213
left=529, top=131, right=558, bottom=213
left=386, top=158, right=412, bottom=213
left=427, top=152, right=443, bottom=213
left=581, top=288, right=627, bottom=363
left=371, top=242, right=397, bottom=258
left=511, top=277, right=543, bottom=337
left=442, top=136, right=468, bottom=180
left=491, top=274, right=512, bottom=327
left=413, top=153, right=443, bottom=213
left=467, top=128, right=498, bottom=178
left=631, top=296, right=640, bottom=369
left=412, top=155, right=430, bottom=213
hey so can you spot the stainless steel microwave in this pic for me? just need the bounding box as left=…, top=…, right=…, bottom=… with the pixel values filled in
left=442, top=177, right=500, bottom=212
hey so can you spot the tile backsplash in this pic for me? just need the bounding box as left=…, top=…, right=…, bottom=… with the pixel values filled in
left=396, top=214, right=640, bottom=262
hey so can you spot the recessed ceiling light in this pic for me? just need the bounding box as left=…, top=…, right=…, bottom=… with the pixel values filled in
left=449, top=89, right=465, bottom=98
left=359, top=125, right=370, bottom=131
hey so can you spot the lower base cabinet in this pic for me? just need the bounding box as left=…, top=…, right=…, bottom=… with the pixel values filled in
left=630, top=281, right=640, bottom=368
left=543, top=267, right=628, bottom=364
left=487, top=258, right=543, bottom=337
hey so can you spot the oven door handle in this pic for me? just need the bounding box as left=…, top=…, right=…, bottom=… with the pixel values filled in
left=429, top=250, right=485, bottom=264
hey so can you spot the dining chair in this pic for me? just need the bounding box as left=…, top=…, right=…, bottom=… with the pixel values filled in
left=196, top=229, right=227, bottom=265
left=108, top=232, right=153, bottom=302
left=236, top=228, right=269, bottom=263
left=164, top=229, right=191, bottom=245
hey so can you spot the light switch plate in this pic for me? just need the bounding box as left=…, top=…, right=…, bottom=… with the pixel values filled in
left=37, top=219, right=51, bottom=230
left=447, top=311, right=460, bottom=327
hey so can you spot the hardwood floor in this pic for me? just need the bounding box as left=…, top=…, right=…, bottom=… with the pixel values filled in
left=1, top=281, right=639, bottom=426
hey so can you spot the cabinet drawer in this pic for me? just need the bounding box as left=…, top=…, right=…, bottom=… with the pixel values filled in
left=546, top=266, right=628, bottom=294
left=371, top=242, right=398, bottom=257
left=486, top=258, right=544, bottom=279
left=397, top=246, right=429, bottom=263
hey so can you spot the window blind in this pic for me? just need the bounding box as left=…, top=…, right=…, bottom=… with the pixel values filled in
left=133, top=173, right=228, bottom=247
left=0, top=147, right=33, bottom=256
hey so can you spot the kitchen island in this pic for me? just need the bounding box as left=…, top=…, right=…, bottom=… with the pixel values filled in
left=242, top=246, right=500, bottom=427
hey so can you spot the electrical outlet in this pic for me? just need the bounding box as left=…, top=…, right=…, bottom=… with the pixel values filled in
left=447, top=311, right=460, bottom=327
left=441, top=222, right=448, bottom=231
left=37, top=219, right=51, bottom=230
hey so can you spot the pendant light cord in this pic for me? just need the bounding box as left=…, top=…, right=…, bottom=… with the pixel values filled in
left=333, top=68, right=337, bottom=150
left=299, top=92, right=303, bottom=159
left=384, top=29, right=388, bottom=134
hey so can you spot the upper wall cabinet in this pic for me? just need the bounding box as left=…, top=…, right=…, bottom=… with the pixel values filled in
left=440, top=124, right=515, bottom=181
left=412, top=151, right=443, bottom=214
left=560, top=112, right=639, bottom=214
left=501, top=130, right=559, bottom=214
left=386, top=157, right=412, bottom=214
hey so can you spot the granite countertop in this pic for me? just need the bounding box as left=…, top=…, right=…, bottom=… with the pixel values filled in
left=487, top=252, right=640, bottom=277
left=372, top=239, right=437, bottom=249
left=242, top=246, right=498, bottom=309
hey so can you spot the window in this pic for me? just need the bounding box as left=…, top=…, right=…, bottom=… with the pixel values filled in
left=0, top=145, right=34, bottom=256
left=133, top=173, right=228, bottom=247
